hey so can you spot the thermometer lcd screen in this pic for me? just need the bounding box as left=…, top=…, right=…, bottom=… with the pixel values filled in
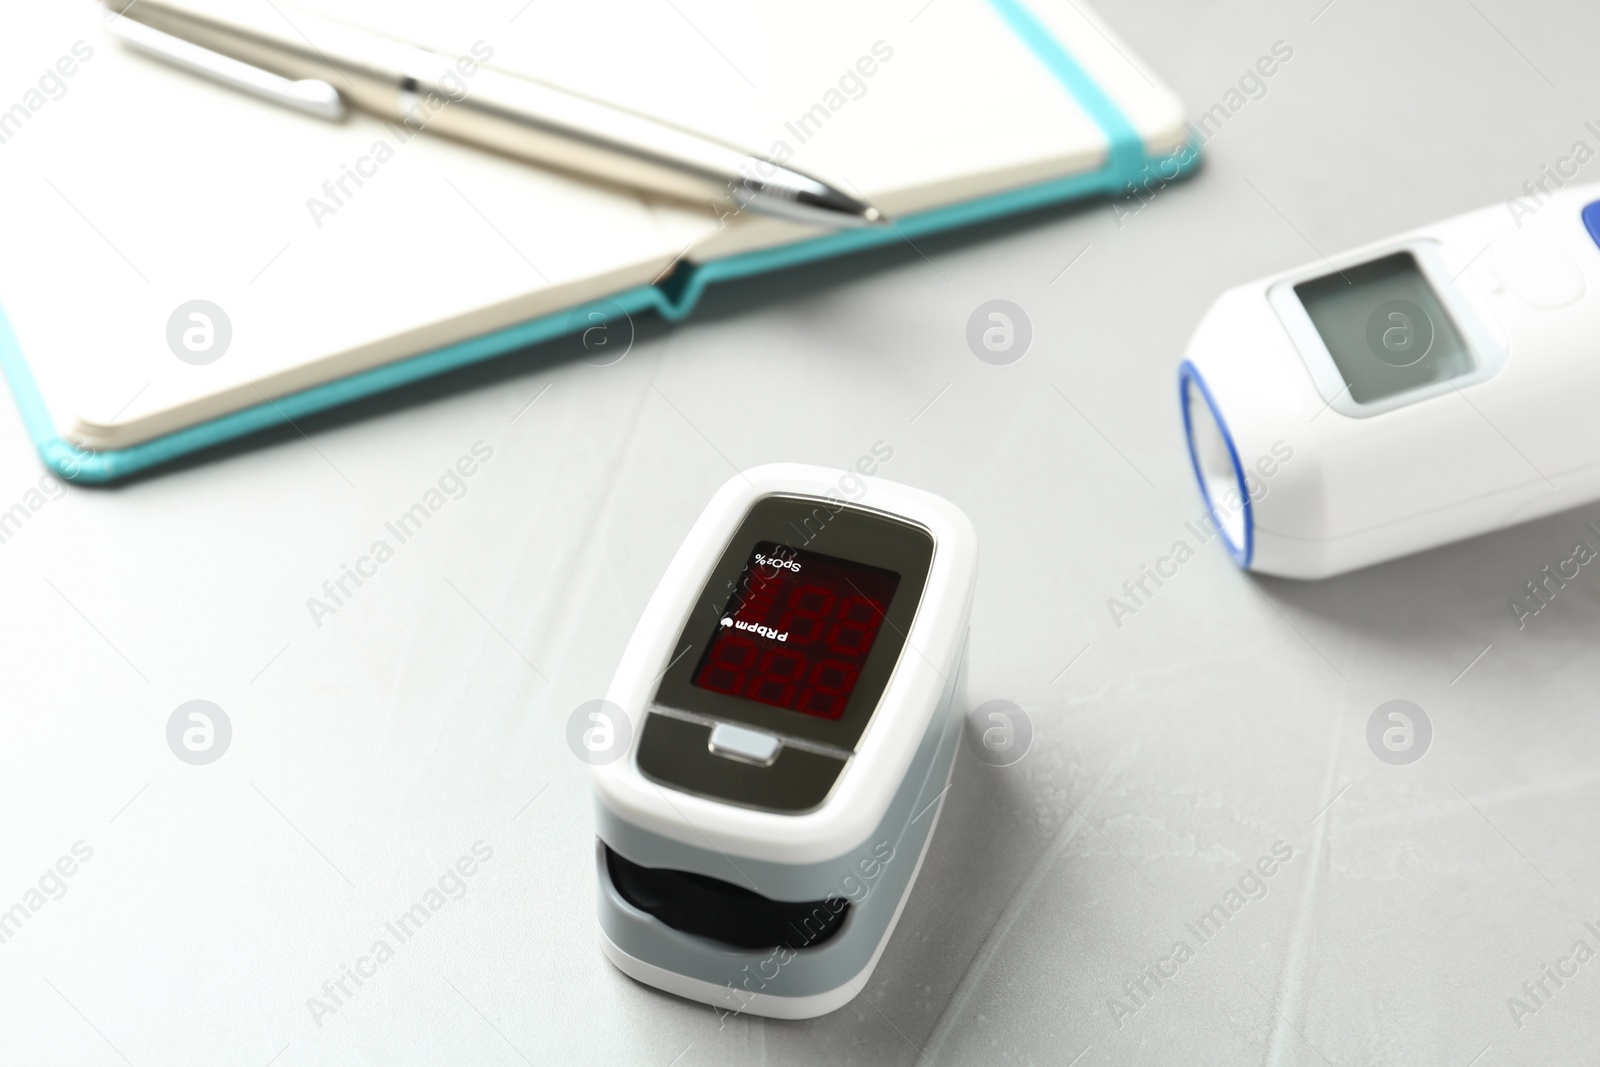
left=1294, top=252, right=1475, bottom=404
left=692, top=542, right=901, bottom=720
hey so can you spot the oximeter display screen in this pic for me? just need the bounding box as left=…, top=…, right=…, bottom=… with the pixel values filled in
left=692, top=542, right=901, bottom=720
left=1294, top=251, right=1473, bottom=404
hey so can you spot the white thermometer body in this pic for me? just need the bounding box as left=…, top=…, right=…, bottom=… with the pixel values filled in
left=1182, top=184, right=1600, bottom=578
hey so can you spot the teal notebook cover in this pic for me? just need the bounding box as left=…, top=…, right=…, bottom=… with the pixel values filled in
left=0, top=0, right=1199, bottom=484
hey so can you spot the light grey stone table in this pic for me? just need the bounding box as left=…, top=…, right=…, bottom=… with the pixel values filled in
left=3, top=0, right=1598, bottom=1064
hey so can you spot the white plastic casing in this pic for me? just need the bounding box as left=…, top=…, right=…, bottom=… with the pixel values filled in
left=591, top=463, right=978, bottom=866
left=1183, top=183, right=1600, bottom=578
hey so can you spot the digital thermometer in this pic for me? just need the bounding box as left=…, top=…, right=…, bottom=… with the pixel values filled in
left=1181, top=184, right=1600, bottom=578
left=591, top=464, right=976, bottom=1019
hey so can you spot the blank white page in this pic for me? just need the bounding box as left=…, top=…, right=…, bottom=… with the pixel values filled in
left=0, top=1, right=715, bottom=449
left=0, top=0, right=1185, bottom=449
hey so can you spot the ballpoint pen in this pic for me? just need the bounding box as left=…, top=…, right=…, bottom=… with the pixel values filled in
left=101, top=0, right=886, bottom=229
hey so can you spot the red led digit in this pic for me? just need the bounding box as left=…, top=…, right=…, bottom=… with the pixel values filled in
left=778, top=583, right=835, bottom=644
left=824, top=595, right=882, bottom=655
left=747, top=645, right=807, bottom=706
left=796, top=659, right=860, bottom=718
left=699, top=632, right=758, bottom=694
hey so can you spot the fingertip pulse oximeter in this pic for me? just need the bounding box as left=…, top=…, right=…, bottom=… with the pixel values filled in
left=591, top=463, right=977, bottom=1019
left=1182, top=183, right=1600, bottom=578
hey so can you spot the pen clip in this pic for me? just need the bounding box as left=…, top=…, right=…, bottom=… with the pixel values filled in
left=105, top=14, right=345, bottom=121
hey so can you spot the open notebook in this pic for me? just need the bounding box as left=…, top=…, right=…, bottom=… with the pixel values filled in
left=0, top=0, right=1195, bottom=482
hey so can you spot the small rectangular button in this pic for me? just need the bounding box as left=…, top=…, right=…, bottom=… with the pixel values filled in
left=708, top=722, right=782, bottom=766
left=638, top=715, right=843, bottom=812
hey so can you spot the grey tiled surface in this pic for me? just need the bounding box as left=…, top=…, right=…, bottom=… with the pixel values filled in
left=3, top=1, right=1599, bottom=1064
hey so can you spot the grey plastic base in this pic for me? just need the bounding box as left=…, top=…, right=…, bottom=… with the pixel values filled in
left=599, top=925, right=873, bottom=1021
left=595, top=640, right=966, bottom=1014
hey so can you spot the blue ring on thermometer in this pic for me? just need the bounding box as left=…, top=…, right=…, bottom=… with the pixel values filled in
left=1179, top=360, right=1253, bottom=568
